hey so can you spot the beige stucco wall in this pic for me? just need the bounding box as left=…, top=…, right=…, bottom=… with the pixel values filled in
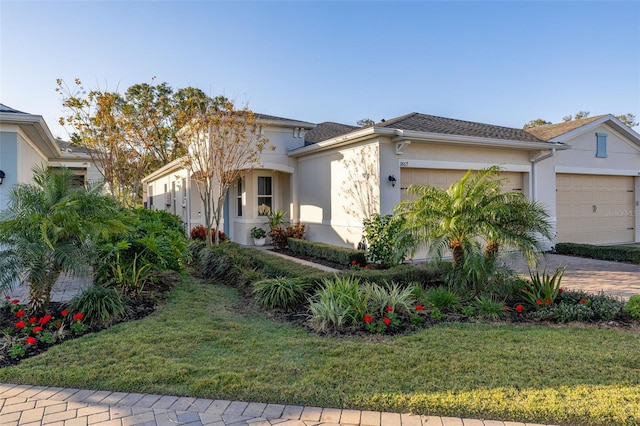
left=17, top=131, right=48, bottom=183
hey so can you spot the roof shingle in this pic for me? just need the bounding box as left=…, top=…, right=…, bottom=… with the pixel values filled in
left=524, top=115, right=607, bottom=141
left=304, top=122, right=359, bottom=144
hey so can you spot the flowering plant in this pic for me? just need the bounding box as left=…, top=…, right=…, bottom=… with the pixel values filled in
left=363, top=306, right=403, bottom=332
left=520, top=266, right=565, bottom=309
left=1, top=296, right=86, bottom=360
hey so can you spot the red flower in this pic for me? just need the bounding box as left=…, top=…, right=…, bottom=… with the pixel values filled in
left=382, top=317, right=391, bottom=326
left=558, top=288, right=564, bottom=294
left=385, top=306, right=393, bottom=313
left=11, top=299, right=19, bottom=304
left=415, top=305, right=424, bottom=311
left=28, top=317, right=37, bottom=324
left=351, top=260, right=356, bottom=265
left=536, top=299, right=542, bottom=306
left=15, top=321, right=25, bottom=329
left=39, top=314, right=52, bottom=325
left=364, top=315, right=373, bottom=324
left=364, top=265, right=370, bottom=269
left=55, top=322, right=62, bottom=329
left=502, top=305, right=509, bottom=311
left=61, top=309, right=69, bottom=317
left=16, top=310, right=25, bottom=318
left=579, top=298, right=587, bottom=304
left=33, top=326, right=43, bottom=333
left=515, top=305, right=524, bottom=313
left=25, top=336, right=37, bottom=346
left=72, top=313, right=84, bottom=321
left=545, top=299, right=551, bottom=305
left=5, top=295, right=10, bottom=300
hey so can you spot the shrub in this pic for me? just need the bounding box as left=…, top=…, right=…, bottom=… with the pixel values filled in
left=344, top=264, right=444, bottom=288
left=309, top=276, right=365, bottom=332
left=287, top=238, right=367, bottom=267
left=555, top=243, right=640, bottom=264
left=362, top=214, right=414, bottom=267
left=200, top=244, right=251, bottom=285
left=286, top=223, right=306, bottom=239
left=253, top=277, right=312, bottom=311
left=474, top=295, right=507, bottom=320
left=520, top=266, right=565, bottom=309
left=625, top=295, right=640, bottom=320
left=68, top=286, right=129, bottom=326
left=361, top=282, right=417, bottom=317
left=190, top=225, right=227, bottom=242
left=424, top=286, right=460, bottom=312
left=533, top=302, right=594, bottom=323
left=269, top=227, right=288, bottom=250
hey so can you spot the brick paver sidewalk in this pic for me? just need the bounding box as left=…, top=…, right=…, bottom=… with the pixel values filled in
left=0, top=383, right=555, bottom=426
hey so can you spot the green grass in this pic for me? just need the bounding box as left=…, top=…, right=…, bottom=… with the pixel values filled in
left=1, top=279, right=639, bottom=425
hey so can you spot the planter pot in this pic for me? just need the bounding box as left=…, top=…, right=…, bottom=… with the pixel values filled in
left=254, top=237, right=266, bottom=247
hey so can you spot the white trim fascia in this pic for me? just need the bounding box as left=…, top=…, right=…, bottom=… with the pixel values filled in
left=142, top=157, right=185, bottom=183
left=549, top=115, right=640, bottom=147
left=258, top=162, right=295, bottom=174
left=290, top=126, right=567, bottom=157
left=1, top=112, right=60, bottom=158
left=555, top=166, right=640, bottom=177
left=257, top=118, right=316, bottom=129
left=399, top=159, right=531, bottom=173
left=393, top=129, right=569, bottom=151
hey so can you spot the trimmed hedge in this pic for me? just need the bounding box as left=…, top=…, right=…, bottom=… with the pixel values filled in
left=342, top=264, right=444, bottom=288
left=288, top=238, right=367, bottom=266
left=555, top=243, right=640, bottom=264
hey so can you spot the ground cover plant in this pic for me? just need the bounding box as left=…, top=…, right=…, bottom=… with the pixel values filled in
left=0, top=280, right=638, bottom=426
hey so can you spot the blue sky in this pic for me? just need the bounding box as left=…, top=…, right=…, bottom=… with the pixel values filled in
left=1, top=1, right=639, bottom=139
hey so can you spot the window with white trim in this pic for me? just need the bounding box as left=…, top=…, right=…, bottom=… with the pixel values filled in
left=257, top=176, right=272, bottom=216
left=236, top=178, right=243, bottom=217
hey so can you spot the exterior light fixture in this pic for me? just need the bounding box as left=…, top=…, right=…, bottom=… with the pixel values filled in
left=388, top=175, right=397, bottom=188
left=0, top=170, right=5, bottom=185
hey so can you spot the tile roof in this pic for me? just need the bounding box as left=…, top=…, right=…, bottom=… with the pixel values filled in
left=524, top=115, right=607, bottom=141
left=0, top=103, right=28, bottom=114
left=56, top=139, right=93, bottom=154
left=376, top=112, right=545, bottom=143
left=304, top=121, right=359, bottom=144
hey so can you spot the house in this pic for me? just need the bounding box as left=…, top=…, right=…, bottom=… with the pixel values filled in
left=0, top=104, right=101, bottom=211
left=144, top=111, right=640, bottom=248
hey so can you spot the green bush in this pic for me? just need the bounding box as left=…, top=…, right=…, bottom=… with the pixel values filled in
left=474, top=295, right=507, bottom=320
left=253, top=277, right=313, bottom=312
left=200, top=244, right=253, bottom=285
left=360, top=282, right=417, bottom=317
left=362, top=214, right=414, bottom=267
left=287, top=238, right=367, bottom=266
left=343, top=264, right=444, bottom=288
left=68, top=285, right=129, bottom=326
left=555, top=243, right=640, bottom=264
left=540, top=290, right=626, bottom=323
left=533, top=302, right=594, bottom=323
left=625, top=295, right=640, bottom=319
left=309, top=276, right=365, bottom=332
left=424, top=286, right=460, bottom=312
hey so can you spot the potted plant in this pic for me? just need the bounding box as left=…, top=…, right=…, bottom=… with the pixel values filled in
left=250, top=226, right=267, bottom=246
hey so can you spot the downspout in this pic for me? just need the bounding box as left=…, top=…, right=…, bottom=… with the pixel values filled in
left=530, top=148, right=556, bottom=201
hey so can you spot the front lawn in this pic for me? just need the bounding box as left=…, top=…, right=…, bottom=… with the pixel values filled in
left=1, top=279, right=638, bottom=426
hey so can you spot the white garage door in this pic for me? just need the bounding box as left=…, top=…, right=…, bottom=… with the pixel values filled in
left=556, top=174, right=635, bottom=244
left=400, top=168, right=524, bottom=202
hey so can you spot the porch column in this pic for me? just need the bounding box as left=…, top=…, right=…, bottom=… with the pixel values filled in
left=290, top=173, right=299, bottom=223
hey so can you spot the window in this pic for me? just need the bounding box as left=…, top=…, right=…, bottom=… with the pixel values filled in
left=596, top=132, right=608, bottom=158
left=148, top=185, right=154, bottom=209
left=257, top=176, right=272, bottom=216
left=236, top=178, right=243, bottom=217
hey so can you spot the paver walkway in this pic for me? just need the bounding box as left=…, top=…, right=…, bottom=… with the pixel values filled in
left=0, top=383, right=553, bottom=426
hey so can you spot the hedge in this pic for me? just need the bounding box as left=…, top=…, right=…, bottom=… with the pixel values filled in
left=288, top=238, right=367, bottom=266
left=555, top=243, right=640, bottom=264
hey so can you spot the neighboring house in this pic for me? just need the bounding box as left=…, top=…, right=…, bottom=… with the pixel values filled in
left=142, top=111, right=640, bottom=248
left=0, top=104, right=101, bottom=211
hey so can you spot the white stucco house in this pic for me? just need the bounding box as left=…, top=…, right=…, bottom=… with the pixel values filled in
left=142, top=111, right=640, bottom=248
left=0, top=104, right=101, bottom=211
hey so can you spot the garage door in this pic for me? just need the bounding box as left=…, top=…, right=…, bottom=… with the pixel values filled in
left=400, top=168, right=524, bottom=202
left=556, top=174, right=635, bottom=244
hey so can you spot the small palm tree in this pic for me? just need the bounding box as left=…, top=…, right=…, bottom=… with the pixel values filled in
left=0, top=165, right=126, bottom=313
left=396, top=166, right=552, bottom=266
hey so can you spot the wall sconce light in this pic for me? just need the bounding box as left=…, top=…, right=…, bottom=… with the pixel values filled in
left=0, top=170, right=5, bottom=185
left=388, top=175, right=397, bottom=188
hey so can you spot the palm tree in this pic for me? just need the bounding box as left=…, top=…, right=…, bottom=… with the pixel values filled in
left=0, top=165, right=126, bottom=313
left=396, top=166, right=552, bottom=266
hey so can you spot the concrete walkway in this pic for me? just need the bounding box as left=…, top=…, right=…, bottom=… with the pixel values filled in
left=5, top=250, right=638, bottom=425
left=0, top=383, right=553, bottom=426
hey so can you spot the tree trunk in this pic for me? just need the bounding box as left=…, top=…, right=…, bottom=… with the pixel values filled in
left=485, top=240, right=499, bottom=260
left=450, top=239, right=464, bottom=266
